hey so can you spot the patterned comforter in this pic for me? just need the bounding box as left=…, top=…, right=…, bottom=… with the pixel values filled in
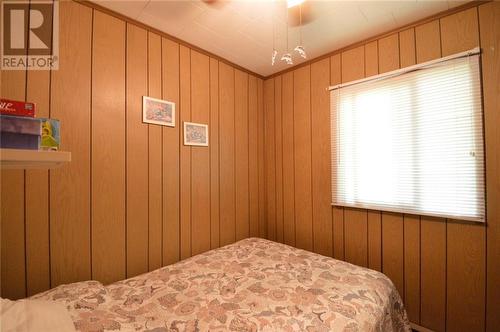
left=33, top=238, right=410, bottom=331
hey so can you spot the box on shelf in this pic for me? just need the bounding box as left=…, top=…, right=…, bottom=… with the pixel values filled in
left=0, top=115, right=42, bottom=135
left=1, top=132, right=40, bottom=150
left=0, top=99, right=35, bottom=117
left=0, top=115, right=61, bottom=151
left=41, top=118, right=60, bottom=151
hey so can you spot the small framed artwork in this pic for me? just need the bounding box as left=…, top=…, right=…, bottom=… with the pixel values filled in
left=184, top=122, right=208, bottom=147
left=142, top=96, right=175, bottom=127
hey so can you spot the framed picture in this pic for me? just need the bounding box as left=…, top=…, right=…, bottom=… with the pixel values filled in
left=184, top=122, right=208, bottom=146
left=142, top=96, right=175, bottom=127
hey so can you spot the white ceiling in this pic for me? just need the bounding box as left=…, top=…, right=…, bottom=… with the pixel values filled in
left=92, top=0, right=470, bottom=76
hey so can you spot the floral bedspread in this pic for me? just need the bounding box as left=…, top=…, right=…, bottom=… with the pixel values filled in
left=33, top=238, right=410, bottom=331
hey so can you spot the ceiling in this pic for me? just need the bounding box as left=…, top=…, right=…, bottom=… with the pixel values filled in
left=92, top=0, right=470, bottom=77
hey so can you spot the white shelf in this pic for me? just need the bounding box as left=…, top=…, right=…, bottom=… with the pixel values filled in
left=0, top=149, right=71, bottom=169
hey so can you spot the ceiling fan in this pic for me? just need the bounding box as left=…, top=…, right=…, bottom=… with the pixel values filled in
left=200, top=0, right=316, bottom=25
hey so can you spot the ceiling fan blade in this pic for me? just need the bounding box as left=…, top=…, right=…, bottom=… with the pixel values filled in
left=201, top=0, right=228, bottom=10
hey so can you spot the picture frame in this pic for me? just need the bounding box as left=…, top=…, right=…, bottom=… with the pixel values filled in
left=183, top=122, right=209, bottom=147
left=142, top=96, right=175, bottom=127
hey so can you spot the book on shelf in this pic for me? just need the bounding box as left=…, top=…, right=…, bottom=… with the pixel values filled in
left=0, top=99, right=36, bottom=117
left=1, top=132, right=40, bottom=150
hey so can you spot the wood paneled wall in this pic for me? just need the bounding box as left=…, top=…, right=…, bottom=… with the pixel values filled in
left=264, top=3, right=499, bottom=332
left=0, top=0, right=266, bottom=299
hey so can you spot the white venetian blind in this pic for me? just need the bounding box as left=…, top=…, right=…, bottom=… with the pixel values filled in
left=331, top=51, right=485, bottom=222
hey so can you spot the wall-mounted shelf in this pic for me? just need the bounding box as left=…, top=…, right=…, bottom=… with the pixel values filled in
left=0, top=149, right=71, bottom=169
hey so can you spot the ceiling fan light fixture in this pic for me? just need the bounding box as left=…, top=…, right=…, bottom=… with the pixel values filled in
left=294, top=45, right=307, bottom=59
left=287, top=0, right=305, bottom=9
left=281, top=53, right=293, bottom=65
left=271, top=49, right=278, bottom=66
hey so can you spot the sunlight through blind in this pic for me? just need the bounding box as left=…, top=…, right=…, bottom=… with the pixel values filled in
left=331, top=53, right=485, bottom=222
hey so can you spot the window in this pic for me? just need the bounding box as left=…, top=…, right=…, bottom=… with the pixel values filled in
left=331, top=51, right=485, bottom=222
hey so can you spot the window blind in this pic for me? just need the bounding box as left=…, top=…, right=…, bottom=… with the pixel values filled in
left=330, top=52, right=485, bottom=222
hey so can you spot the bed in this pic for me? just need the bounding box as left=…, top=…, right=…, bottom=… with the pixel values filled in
left=30, top=238, right=410, bottom=331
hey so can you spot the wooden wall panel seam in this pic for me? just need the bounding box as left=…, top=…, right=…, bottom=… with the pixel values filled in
left=247, top=75, right=251, bottom=237
left=125, top=23, right=128, bottom=278
left=160, top=39, right=164, bottom=266
left=146, top=32, right=150, bottom=270
left=89, top=7, right=94, bottom=282
left=233, top=69, right=236, bottom=242
left=272, top=80, right=278, bottom=241
left=419, top=217, right=422, bottom=325
left=190, top=50, right=193, bottom=258
left=309, top=66, right=314, bottom=252
left=209, top=58, right=213, bottom=246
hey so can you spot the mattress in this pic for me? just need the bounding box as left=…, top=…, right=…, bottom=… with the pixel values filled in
left=33, top=238, right=410, bottom=331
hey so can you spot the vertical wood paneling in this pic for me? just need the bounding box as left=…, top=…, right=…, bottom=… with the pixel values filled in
left=235, top=70, right=250, bottom=241
left=4, top=8, right=496, bottom=332
left=2, top=0, right=265, bottom=299
left=248, top=75, right=259, bottom=238
left=415, top=19, right=446, bottom=332
left=440, top=8, right=479, bottom=56
left=311, top=58, right=332, bottom=256
left=49, top=0, right=92, bottom=287
left=258, top=5, right=494, bottom=332
left=447, top=222, right=485, bottom=332
left=378, top=34, right=400, bottom=73
left=0, top=170, right=25, bottom=299
left=421, top=217, right=446, bottom=332
left=332, top=207, right=344, bottom=260
left=367, top=211, right=382, bottom=271
left=264, top=79, right=276, bottom=241
left=91, top=10, right=126, bottom=284
left=190, top=50, right=211, bottom=255
left=293, top=66, right=313, bottom=251
left=479, top=3, right=500, bottom=331
left=404, top=215, right=420, bottom=324
left=179, top=45, right=192, bottom=259
left=340, top=46, right=366, bottom=263
left=219, top=62, right=236, bottom=246
left=379, top=32, right=405, bottom=303
left=23, top=0, right=52, bottom=295
left=25, top=19, right=52, bottom=293
left=381, top=213, right=404, bottom=299
left=365, top=41, right=381, bottom=271
left=274, top=76, right=284, bottom=243
left=282, top=72, right=295, bottom=246
left=344, top=208, right=368, bottom=267
left=399, top=26, right=420, bottom=325
left=399, top=28, right=416, bottom=68
left=161, top=38, right=180, bottom=265
left=415, top=20, right=441, bottom=63
left=364, top=41, right=378, bottom=77
left=126, top=24, right=148, bottom=277
left=440, top=8, right=485, bottom=332
left=1, top=54, right=26, bottom=299
left=257, top=79, right=266, bottom=239
left=330, top=54, right=341, bottom=86
left=330, top=53, right=344, bottom=261
left=209, top=58, right=220, bottom=248
left=341, top=46, right=364, bottom=82
left=147, top=32, right=163, bottom=270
